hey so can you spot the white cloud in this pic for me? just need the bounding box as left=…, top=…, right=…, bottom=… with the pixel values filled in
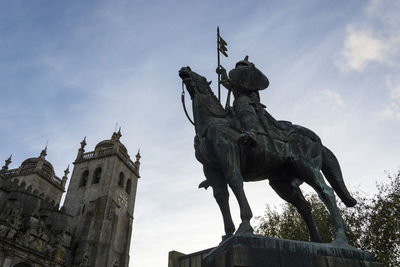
left=314, top=89, right=345, bottom=110
left=379, top=78, right=400, bottom=121
left=379, top=102, right=400, bottom=121
left=337, top=27, right=389, bottom=72
left=386, top=79, right=400, bottom=100
left=336, top=0, right=400, bottom=72
left=336, top=0, right=400, bottom=122
left=324, top=90, right=345, bottom=108
left=366, top=0, right=400, bottom=27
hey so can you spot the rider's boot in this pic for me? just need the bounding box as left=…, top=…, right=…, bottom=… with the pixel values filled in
left=237, top=111, right=259, bottom=146
left=238, top=129, right=257, bottom=146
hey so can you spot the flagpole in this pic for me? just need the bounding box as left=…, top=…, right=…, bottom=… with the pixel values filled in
left=217, top=26, right=221, bottom=102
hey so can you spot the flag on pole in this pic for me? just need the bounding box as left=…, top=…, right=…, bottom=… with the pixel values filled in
left=218, top=36, right=228, bottom=57
left=217, top=26, right=228, bottom=102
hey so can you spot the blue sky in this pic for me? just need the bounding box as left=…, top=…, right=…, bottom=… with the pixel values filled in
left=1, top=0, right=399, bottom=266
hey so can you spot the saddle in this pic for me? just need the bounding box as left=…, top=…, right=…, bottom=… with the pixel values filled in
left=258, top=107, right=321, bottom=145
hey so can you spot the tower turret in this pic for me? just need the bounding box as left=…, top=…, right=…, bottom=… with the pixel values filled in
left=0, top=155, right=12, bottom=175
left=6, top=147, right=65, bottom=203
left=63, top=131, right=140, bottom=267
left=135, top=150, right=141, bottom=172
left=76, top=137, right=87, bottom=161
left=62, top=165, right=70, bottom=188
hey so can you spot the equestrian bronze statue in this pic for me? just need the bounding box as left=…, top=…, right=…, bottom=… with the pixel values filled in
left=179, top=57, right=356, bottom=246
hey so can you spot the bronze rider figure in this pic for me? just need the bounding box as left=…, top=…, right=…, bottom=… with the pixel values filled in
left=217, top=56, right=270, bottom=146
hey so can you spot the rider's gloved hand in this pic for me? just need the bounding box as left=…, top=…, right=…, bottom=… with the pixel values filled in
left=216, top=65, right=226, bottom=75
left=238, top=129, right=257, bottom=147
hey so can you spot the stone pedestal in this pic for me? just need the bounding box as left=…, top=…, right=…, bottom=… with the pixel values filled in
left=202, top=234, right=381, bottom=267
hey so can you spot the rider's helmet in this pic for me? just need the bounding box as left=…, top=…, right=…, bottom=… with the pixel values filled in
left=229, top=56, right=269, bottom=91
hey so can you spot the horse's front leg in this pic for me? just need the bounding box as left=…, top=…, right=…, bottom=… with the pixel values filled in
left=228, top=170, right=254, bottom=234
left=203, top=166, right=235, bottom=240
left=215, top=139, right=254, bottom=234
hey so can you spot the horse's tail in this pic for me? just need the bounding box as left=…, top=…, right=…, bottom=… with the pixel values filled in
left=321, top=146, right=357, bottom=207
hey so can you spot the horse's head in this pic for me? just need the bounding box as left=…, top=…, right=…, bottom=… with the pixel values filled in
left=179, top=66, right=228, bottom=126
left=179, top=66, right=212, bottom=99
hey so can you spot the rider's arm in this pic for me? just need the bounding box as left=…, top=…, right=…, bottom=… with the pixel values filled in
left=216, top=65, right=233, bottom=90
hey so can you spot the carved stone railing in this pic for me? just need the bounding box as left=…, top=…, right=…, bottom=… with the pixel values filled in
left=79, top=146, right=139, bottom=175
left=98, top=148, right=114, bottom=157
left=127, top=159, right=136, bottom=170
left=4, top=167, right=63, bottom=188
left=41, top=168, right=52, bottom=179
left=117, top=150, right=138, bottom=174
left=5, top=168, right=20, bottom=176
left=53, top=175, right=62, bottom=185
left=82, top=151, right=94, bottom=159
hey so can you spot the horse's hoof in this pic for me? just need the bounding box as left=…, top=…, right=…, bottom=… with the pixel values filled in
left=330, top=238, right=353, bottom=249
left=343, top=196, right=357, bottom=207
left=236, top=222, right=254, bottom=234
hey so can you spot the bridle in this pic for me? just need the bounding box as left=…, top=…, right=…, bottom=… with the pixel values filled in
left=181, top=76, right=230, bottom=127
left=181, top=81, right=195, bottom=126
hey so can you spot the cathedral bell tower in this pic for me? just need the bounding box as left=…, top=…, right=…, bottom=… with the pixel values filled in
left=63, top=130, right=140, bottom=267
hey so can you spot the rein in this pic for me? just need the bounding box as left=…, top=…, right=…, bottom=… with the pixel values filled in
left=198, top=94, right=230, bottom=118
left=181, top=74, right=234, bottom=128
left=191, top=80, right=230, bottom=119
left=181, top=81, right=195, bottom=126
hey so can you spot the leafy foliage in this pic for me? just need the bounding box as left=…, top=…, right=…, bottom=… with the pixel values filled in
left=254, top=194, right=334, bottom=243
left=364, top=172, right=400, bottom=266
left=254, top=172, right=400, bottom=266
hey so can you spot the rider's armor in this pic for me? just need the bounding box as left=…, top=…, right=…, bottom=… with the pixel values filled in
left=219, top=56, right=269, bottom=145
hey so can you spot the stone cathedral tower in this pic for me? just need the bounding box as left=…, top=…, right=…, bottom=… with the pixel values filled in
left=64, top=130, right=140, bottom=267
left=0, top=130, right=140, bottom=267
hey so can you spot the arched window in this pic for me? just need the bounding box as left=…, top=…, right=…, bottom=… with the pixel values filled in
left=80, top=170, right=89, bottom=187
left=118, top=172, right=124, bottom=187
left=93, top=168, right=102, bottom=184
left=126, top=179, right=132, bottom=195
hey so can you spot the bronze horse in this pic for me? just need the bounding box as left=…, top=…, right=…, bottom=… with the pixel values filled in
left=179, top=66, right=356, bottom=245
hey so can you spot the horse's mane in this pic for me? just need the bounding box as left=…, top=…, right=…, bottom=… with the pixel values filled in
left=204, top=82, right=226, bottom=113
left=191, top=70, right=229, bottom=117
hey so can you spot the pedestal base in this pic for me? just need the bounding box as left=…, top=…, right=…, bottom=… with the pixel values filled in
left=202, top=234, right=381, bottom=267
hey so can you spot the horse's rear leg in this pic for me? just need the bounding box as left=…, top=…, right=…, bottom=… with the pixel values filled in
left=305, top=170, right=348, bottom=244
left=269, top=179, right=322, bottom=242
left=204, top=166, right=235, bottom=239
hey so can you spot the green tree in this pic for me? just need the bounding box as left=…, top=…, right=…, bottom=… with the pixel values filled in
left=254, top=172, right=400, bottom=266
left=364, top=172, right=400, bottom=266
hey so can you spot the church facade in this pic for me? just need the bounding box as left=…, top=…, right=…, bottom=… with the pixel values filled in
left=0, top=131, right=140, bottom=267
